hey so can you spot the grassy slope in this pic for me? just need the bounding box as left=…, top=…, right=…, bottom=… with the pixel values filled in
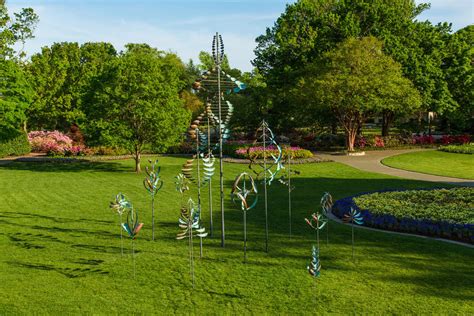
left=0, top=158, right=472, bottom=314
left=382, top=150, right=474, bottom=180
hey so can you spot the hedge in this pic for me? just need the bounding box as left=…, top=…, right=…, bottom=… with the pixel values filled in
left=0, top=132, right=31, bottom=158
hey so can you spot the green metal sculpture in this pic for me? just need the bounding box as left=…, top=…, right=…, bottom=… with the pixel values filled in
left=343, top=207, right=364, bottom=260
left=320, top=192, right=333, bottom=245
left=231, top=172, right=258, bottom=262
left=176, top=198, right=208, bottom=288
left=109, top=193, right=132, bottom=256
left=249, top=120, right=283, bottom=252
left=307, top=245, right=321, bottom=277
left=121, top=206, right=143, bottom=278
left=305, top=212, right=327, bottom=251
left=143, top=159, right=163, bottom=240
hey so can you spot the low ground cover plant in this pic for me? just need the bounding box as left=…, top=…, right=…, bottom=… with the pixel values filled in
left=333, top=188, right=474, bottom=243
left=439, top=143, right=474, bottom=154
left=234, top=145, right=313, bottom=159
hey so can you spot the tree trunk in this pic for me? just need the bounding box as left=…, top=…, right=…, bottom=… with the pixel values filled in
left=346, top=129, right=357, bottom=152
left=382, top=111, right=394, bottom=137
left=134, top=148, right=141, bottom=173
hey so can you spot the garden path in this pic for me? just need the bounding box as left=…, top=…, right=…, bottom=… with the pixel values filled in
left=316, top=149, right=474, bottom=187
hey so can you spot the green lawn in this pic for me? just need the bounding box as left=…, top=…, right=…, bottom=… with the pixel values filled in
left=0, top=158, right=473, bottom=314
left=382, top=150, right=474, bottom=180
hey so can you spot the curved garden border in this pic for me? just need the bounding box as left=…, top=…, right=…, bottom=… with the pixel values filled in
left=332, top=188, right=473, bottom=246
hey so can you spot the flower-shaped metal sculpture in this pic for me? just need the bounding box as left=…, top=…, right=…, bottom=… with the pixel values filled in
left=307, top=245, right=321, bottom=277
left=248, top=120, right=283, bottom=253
left=121, top=207, right=143, bottom=278
left=305, top=212, right=328, bottom=250
left=109, top=193, right=132, bottom=256
left=320, top=192, right=333, bottom=245
left=143, top=160, right=164, bottom=241
left=176, top=198, right=208, bottom=288
left=231, top=172, right=258, bottom=262
left=343, top=208, right=364, bottom=260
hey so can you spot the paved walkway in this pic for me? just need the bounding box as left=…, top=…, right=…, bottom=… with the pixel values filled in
left=316, top=149, right=474, bottom=187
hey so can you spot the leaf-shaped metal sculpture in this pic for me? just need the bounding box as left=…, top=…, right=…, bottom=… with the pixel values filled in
left=248, top=120, right=283, bottom=253
left=320, top=192, right=333, bottom=245
left=176, top=198, right=208, bottom=288
left=191, top=33, right=247, bottom=248
left=175, top=173, right=190, bottom=194
left=343, top=208, right=364, bottom=260
left=307, top=245, right=321, bottom=277
left=231, top=172, right=258, bottom=262
left=305, top=211, right=328, bottom=251
left=121, top=206, right=143, bottom=278
left=109, top=193, right=132, bottom=256
left=143, top=160, right=163, bottom=240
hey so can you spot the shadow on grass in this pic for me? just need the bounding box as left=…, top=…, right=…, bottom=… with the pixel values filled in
left=0, top=211, right=113, bottom=225
left=8, top=261, right=110, bottom=278
left=0, top=160, right=128, bottom=173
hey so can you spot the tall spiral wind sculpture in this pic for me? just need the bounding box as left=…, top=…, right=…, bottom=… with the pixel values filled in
left=192, top=33, right=246, bottom=247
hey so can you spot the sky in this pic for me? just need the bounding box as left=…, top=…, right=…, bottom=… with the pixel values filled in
left=8, top=0, right=474, bottom=72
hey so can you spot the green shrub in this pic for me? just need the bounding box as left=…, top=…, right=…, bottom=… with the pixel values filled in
left=439, top=144, right=474, bottom=154
left=0, top=132, right=31, bottom=158
left=234, top=145, right=313, bottom=160
left=354, top=188, right=474, bottom=224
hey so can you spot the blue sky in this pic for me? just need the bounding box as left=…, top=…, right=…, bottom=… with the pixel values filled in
left=8, top=0, right=474, bottom=71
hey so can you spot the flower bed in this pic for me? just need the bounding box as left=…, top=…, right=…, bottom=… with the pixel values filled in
left=28, top=130, right=88, bottom=156
left=332, top=188, right=474, bottom=244
left=234, top=145, right=313, bottom=160
left=439, top=143, right=474, bottom=154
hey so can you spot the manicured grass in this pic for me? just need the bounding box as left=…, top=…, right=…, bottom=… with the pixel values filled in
left=0, top=158, right=473, bottom=314
left=382, top=150, right=474, bottom=180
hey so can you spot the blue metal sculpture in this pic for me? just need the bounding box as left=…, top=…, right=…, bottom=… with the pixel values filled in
left=305, top=212, right=328, bottom=251
left=109, top=193, right=132, bottom=256
left=320, top=192, right=333, bottom=245
left=231, top=172, right=258, bottom=262
left=176, top=198, right=208, bottom=287
left=343, top=207, right=364, bottom=260
left=307, top=245, right=321, bottom=277
left=143, top=159, right=163, bottom=240
left=121, top=206, right=143, bottom=278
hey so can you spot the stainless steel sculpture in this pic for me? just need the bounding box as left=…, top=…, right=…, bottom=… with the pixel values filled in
left=320, top=192, right=333, bottom=245
left=279, top=152, right=300, bottom=238
left=143, top=160, right=163, bottom=241
left=305, top=212, right=327, bottom=251
left=192, top=33, right=246, bottom=247
left=121, top=206, right=144, bottom=278
left=231, top=172, right=258, bottom=262
left=109, top=193, right=132, bottom=256
left=343, top=207, right=364, bottom=260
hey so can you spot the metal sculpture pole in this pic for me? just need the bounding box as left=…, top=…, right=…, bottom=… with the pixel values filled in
left=214, top=33, right=226, bottom=248
left=121, top=206, right=144, bottom=278
left=231, top=172, right=258, bottom=262
left=262, top=124, right=269, bottom=252
left=305, top=212, right=327, bottom=251
left=207, top=111, right=213, bottom=236
left=143, top=160, right=163, bottom=241
left=279, top=151, right=300, bottom=239
left=109, top=193, right=132, bottom=256
left=343, top=208, right=364, bottom=260
left=320, top=192, right=333, bottom=245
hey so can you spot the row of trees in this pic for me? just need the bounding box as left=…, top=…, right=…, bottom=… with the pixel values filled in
left=248, top=0, right=473, bottom=150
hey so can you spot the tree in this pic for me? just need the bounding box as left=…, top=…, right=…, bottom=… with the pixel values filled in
left=26, top=42, right=117, bottom=131
left=85, top=44, right=190, bottom=172
left=300, top=37, right=421, bottom=151
left=0, top=0, right=38, bottom=60
left=253, top=0, right=453, bottom=134
left=0, top=59, right=33, bottom=136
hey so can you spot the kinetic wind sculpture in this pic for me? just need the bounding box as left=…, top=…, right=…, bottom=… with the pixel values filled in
left=192, top=33, right=246, bottom=247
left=343, top=208, right=364, bottom=260
left=121, top=206, right=144, bottom=278
left=176, top=198, right=208, bottom=288
left=143, top=160, right=163, bottom=241
left=249, top=120, right=283, bottom=252
left=109, top=193, right=132, bottom=256
left=320, top=192, right=333, bottom=245
left=307, top=245, right=321, bottom=278
left=305, top=212, right=328, bottom=251
left=231, top=172, right=258, bottom=262
left=279, top=151, right=301, bottom=238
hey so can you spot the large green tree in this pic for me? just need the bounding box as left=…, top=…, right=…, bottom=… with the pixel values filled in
left=299, top=37, right=421, bottom=151
left=0, top=59, right=33, bottom=136
left=85, top=44, right=190, bottom=172
left=26, top=42, right=117, bottom=131
left=0, top=0, right=38, bottom=60
left=253, top=0, right=453, bottom=134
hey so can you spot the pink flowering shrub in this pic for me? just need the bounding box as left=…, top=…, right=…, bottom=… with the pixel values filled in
left=27, top=131, right=86, bottom=156
left=234, top=145, right=313, bottom=159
